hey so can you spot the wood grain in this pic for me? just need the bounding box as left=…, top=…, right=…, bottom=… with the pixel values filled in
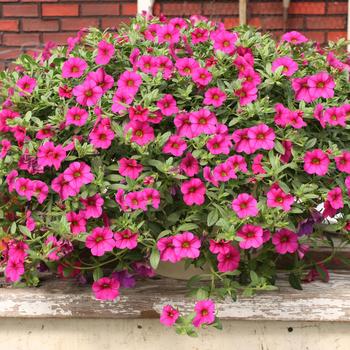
left=0, top=271, right=350, bottom=321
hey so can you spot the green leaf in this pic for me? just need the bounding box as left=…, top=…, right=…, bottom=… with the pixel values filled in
left=196, top=288, right=209, bottom=300
left=176, top=223, right=199, bottom=232
left=314, top=264, right=328, bottom=282
left=93, top=267, right=103, bottom=281
left=274, top=140, right=285, bottom=155
left=19, top=225, right=32, bottom=238
left=10, top=222, right=16, bottom=234
left=150, top=248, right=160, bottom=270
left=288, top=273, right=303, bottom=290
left=207, top=209, right=219, bottom=227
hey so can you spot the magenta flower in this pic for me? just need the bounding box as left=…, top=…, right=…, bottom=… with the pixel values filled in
left=272, top=229, right=298, bottom=255
left=282, top=31, right=308, bottom=44
left=213, top=162, right=237, bottom=182
left=307, top=72, right=335, bottom=100
left=163, top=135, right=187, bottom=157
left=267, top=184, right=295, bottom=212
left=95, top=40, right=115, bottom=65
left=37, top=141, right=66, bottom=170
left=114, top=229, right=138, bottom=250
left=117, top=71, right=142, bottom=96
left=235, top=83, right=258, bottom=106
left=272, top=56, right=298, bottom=77
left=73, top=79, right=103, bottom=106
left=157, top=237, right=181, bottom=263
left=160, top=305, right=180, bottom=327
left=217, top=245, right=240, bottom=272
left=209, top=239, right=231, bottom=255
left=192, top=67, right=212, bottom=86
left=124, top=191, right=148, bottom=211
left=227, top=155, right=248, bottom=173
left=118, top=157, right=143, bottom=179
left=327, top=187, right=343, bottom=210
left=174, top=112, right=195, bottom=138
left=248, top=124, right=275, bottom=151
left=80, top=194, right=104, bottom=219
left=112, top=89, right=133, bottom=113
left=32, top=180, right=49, bottom=204
left=66, top=211, right=86, bottom=235
left=157, top=24, right=180, bottom=44
left=335, top=151, right=350, bottom=174
left=65, top=106, right=89, bottom=127
left=62, top=57, right=87, bottom=78
left=189, top=109, right=217, bottom=136
left=181, top=178, right=206, bottom=206
left=0, top=139, right=11, bottom=159
left=157, top=94, right=178, bottom=116
left=180, top=152, right=199, bottom=177
left=51, top=173, right=78, bottom=200
left=232, top=193, right=259, bottom=219
left=16, top=75, right=37, bottom=95
left=136, top=55, right=158, bottom=76
left=92, top=277, right=120, bottom=301
left=63, top=161, right=94, bottom=190
left=87, top=68, right=114, bottom=92
left=173, top=231, right=201, bottom=259
left=324, top=106, right=346, bottom=127
left=203, top=166, right=219, bottom=187
left=193, top=299, right=215, bottom=328
left=204, top=87, right=227, bottom=107
left=292, top=77, right=313, bottom=103
left=143, top=188, right=161, bottom=209
left=155, top=55, right=173, bottom=79
left=207, top=134, right=232, bottom=155
left=14, top=178, right=34, bottom=200
left=86, top=227, right=115, bottom=256
left=8, top=240, right=29, bottom=262
left=175, top=57, right=200, bottom=76
left=212, top=30, right=237, bottom=55
left=237, top=224, right=264, bottom=250
left=89, top=124, right=115, bottom=149
left=5, top=259, right=25, bottom=282
left=191, top=28, right=209, bottom=44
left=125, top=120, right=155, bottom=146
left=304, top=149, right=330, bottom=176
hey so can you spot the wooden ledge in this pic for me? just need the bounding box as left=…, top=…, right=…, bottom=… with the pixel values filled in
left=0, top=271, right=349, bottom=321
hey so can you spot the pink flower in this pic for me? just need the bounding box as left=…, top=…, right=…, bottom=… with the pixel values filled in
left=111, top=89, right=133, bottom=113
left=304, top=149, right=330, bottom=176
left=26, top=210, right=36, bottom=231
left=87, top=68, right=114, bottom=92
left=206, top=134, right=232, bottom=155
left=66, top=211, right=86, bottom=235
left=5, top=259, right=25, bottom=282
left=125, top=120, right=155, bottom=146
left=292, top=77, right=313, bottom=103
left=235, top=83, right=258, bottom=106
left=314, top=104, right=326, bottom=128
left=160, top=305, right=179, bottom=327
left=114, top=229, right=138, bottom=250
left=143, top=188, right=160, bottom=209
left=345, top=176, right=350, bottom=196
left=307, top=72, right=335, bottom=100
left=203, top=166, right=219, bottom=187
left=213, top=162, right=237, bottom=182
left=0, top=139, right=11, bottom=159
left=157, top=24, right=180, bottom=44
left=175, top=58, right=200, bottom=76
left=324, top=106, right=346, bottom=127
left=124, top=191, right=147, bottom=211
left=232, top=128, right=253, bottom=154
left=136, top=55, right=158, bottom=76
left=51, top=173, right=78, bottom=200
left=248, top=124, right=275, bottom=151
left=92, top=277, right=120, bottom=301
left=37, top=141, right=66, bottom=171
left=62, top=57, right=87, bottom=78
left=203, top=87, right=227, bottom=107
left=118, top=158, right=143, bottom=179
left=16, top=75, right=37, bottom=95
left=173, top=232, right=201, bottom=259
left=209, top=239, right=231, bottom=255
left=217, top=245, right=240, bottom=272
left=335, top=151, right=350, bottom=173
left=180, top=178, right=206, bottom=206
left=179, top=152, right=199, bottom=177
left=117, top=71, right=142, bottom=96
left=59, top=85, right=73, bottom=98
left=231, top=193, right=259, bottom=219
left=237, top=224, right=264, bottom=250
left=226, top=155, right=248, bottom=173
left=189, top=109, right=217, bottom=135
left=73, top=79, right=103, bottom=106
left=192, top=68, right=212, bottom=86
left=36, top=125, right=54, bottom=140
left=86, top=227, right=115, bottom=256
left=63, top=161, right=94, bottom=190
left=95, top=40, right=115, bottom=65
left=14, top=178, right=34, bottom=200
left=8, top=240, right=28, bottom=262
left=80, top=194, right=104, bottom=218
left=163, top=135, right=187, bottom=157
left=174, top=112, right=195, bottom=138
left=282, top=31, right=308, bottom=44
left=272, top=56, right=298, bottom=77
left=129, top=105, right=149, bottom=122
left=157, top=237, right=181, bottom=263
left=191, top=28, right=209, bottom=44
left=193, top=299, right=215, bottom=328
left=212, top=30, right=237, bottom=55
left=32, top=180, right=48, bottom=204
left=272, top=229, right=298, bottom=255
left=89, top=124, right=115, bottom=149
left=6, top=169, right=18, bottom=193
left=327, top=187, right=343, bottom=210
left=65, top=106, right=89, bottom=127
left=267, top=184, right=295, bottom=212
left=157, top=94, right=178, bottom=116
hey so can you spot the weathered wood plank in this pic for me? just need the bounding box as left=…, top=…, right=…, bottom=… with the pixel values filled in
left=0, top=271, right=350, bottom=321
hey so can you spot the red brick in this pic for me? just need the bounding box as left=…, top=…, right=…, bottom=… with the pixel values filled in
left=224, top=17, right=239, bottom=29
left=3, top=33, right=40, bottom=47
left=121, top=3, right=137, bottom=16
left=203, top=2, right=238, bottom=15
left=22, top=19, right=59, bottom=32
left=287, top=17, right=305, bottom=30
left=3, top=4, right=38, bottom=17
left=101, top=17, right=130, bottom=29
left=0, top=48, right=22, bottom=60
left=0, top=0, right=18, bottom=2
left=306, top=16, right=345, bottom=29
left=153, top=2, right=161, bottom=16
left=327, top=2, right=348, bottom=14
left=43, top=32, right=76, bottom=45
left=22, top=0, right=57, bottom=2
left=305, top=31, right=326, bottom=43
left=0, top=20, right=19, bottom=32
left=61, top=18, right=99, bottom=31
left=249, top=17, right=261, bottom=28
left=0, top=62, right=6, bottom=71
left=260, top=17, right=284, bottom=30
left=250, top=2, right=282, bottom=15
left=327, top=31, right=347, bottom=41
left=163, top=3, right=202, bottom=16
left=42, top=4, right=79, bottom=17
left=289, top=2, right=325, bottom=15
left=81, top=3, right=120, bottom=16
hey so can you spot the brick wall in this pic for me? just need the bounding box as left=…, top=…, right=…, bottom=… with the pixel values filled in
left=0, top=0, right=348, bottom=69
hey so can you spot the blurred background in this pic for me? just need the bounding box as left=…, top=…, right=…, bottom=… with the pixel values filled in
left=0, top=0, right=348, bottom=69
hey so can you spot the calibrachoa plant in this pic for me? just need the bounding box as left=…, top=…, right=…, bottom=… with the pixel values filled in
left=1, top=13, right=350, bottom=335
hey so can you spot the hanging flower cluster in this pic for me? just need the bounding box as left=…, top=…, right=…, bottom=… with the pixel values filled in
left=1, top=14, right=350, bottom=335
